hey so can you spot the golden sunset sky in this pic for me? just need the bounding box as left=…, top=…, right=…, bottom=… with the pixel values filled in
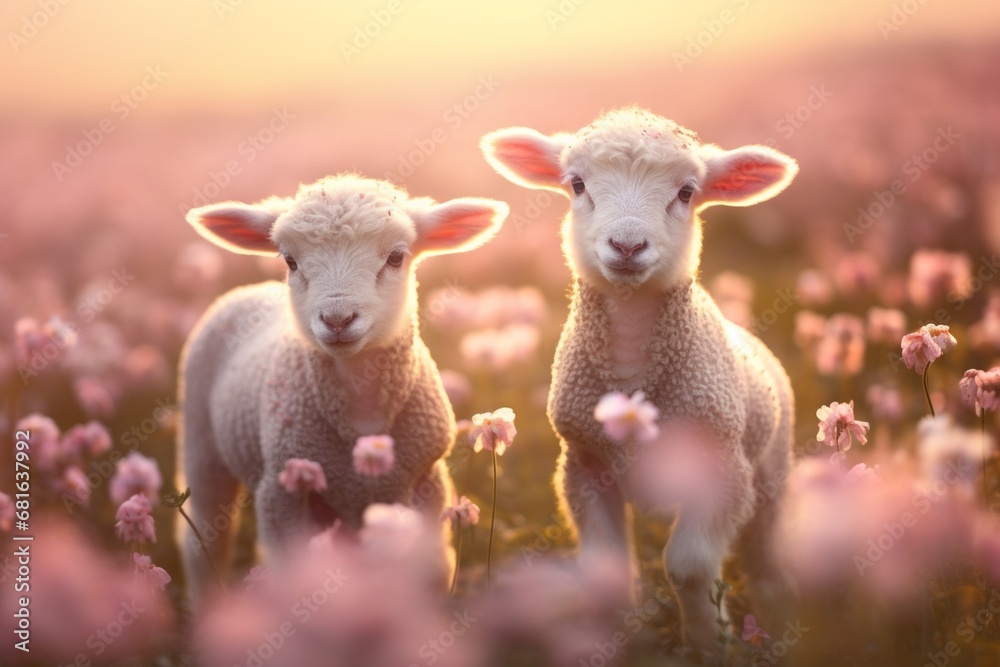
left=2, top=0, right=997, bottom=118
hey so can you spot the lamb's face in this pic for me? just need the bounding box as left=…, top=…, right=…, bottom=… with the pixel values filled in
left=562, top=137, right=705, bottom=291
left=186, top=175, right=509, bottom=358
left=272, top=186, right=418, bottom=356
left=481, top=107, right=798, bottom=293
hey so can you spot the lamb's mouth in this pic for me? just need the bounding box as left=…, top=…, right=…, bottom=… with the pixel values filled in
left=317, top=331, right=366, bottom=351
left=603, top=263, right=650, bottom=283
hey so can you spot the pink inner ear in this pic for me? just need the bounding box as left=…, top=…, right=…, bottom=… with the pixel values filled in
left=710, top=159, right=787, bottom=198
left=202, top=215, right=274, bottom=252
left=494, top=139, right=563, bottom=181
left=423, top=209, right=493, bottom=246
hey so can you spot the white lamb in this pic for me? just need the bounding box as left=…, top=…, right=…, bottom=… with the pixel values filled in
left=481, top=108, right=797, bottom=649
left=178, top=174, right=508, bottom=600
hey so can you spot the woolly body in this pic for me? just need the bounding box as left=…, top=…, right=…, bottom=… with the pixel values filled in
left=481, top=107, right=797, bottom=649
left=180, top=282, right=454, bottom=534
left=178, top=174, right=507, bottom=600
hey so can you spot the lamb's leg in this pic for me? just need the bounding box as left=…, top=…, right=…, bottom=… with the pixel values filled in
left=557, top=446, right=635, bottom=601
left=180, top=438, right=240, bottom=606
left=254, top=473, right=310, bottom=563
left=666, top=446, right=755, bottom=652
left=735, top=451, right=795, bottom=632
left=665, top=511, right=735, bottom=652
left=410, top=460, right=455, bottom=588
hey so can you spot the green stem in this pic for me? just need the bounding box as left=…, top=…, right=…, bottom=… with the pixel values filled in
left=178, top=505, right=227, bottom=597
left=922, top=368, right=936, bottom=417
left=487, top=449, right=498, bottom=599
left=450, top=524, right=463, bottom=596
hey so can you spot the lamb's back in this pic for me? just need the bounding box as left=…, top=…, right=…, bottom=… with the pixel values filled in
left=183, top=281, right=291, bottom=481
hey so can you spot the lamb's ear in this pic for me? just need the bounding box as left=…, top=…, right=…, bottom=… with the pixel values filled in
left=186, top=199, right=289, bottom=255
left=406, top=197, right=509, bottom=258
left=480, top=127, right=570, bottom=194
left=697, top=145, right=798, bottom=209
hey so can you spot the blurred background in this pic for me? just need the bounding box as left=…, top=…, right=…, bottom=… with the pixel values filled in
left=3, top=1, right=1000, bottom=664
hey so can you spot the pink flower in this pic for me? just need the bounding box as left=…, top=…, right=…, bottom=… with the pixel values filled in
left=60, top=420, right=112, bottom=459
left=73, top=376, right=118, bottom=418
left=14, top=315, right=77, bottom=366
left=243, top=565, right=273, bottom=591
left=133, top=553, right=171, bottom=591
left=918, top=416, right=986, bottom=497
left=901, top=323, right=957, bottom=374
left=442, top=495, right=480, bottom=527
left=742, top=614, right=770, bottom=647
left=460, top=324, right=540, bottom=370
left=960, top=369, right=979, bottom=406
left=866, top=307, right=907, bottom=347
left=0, top=523, right=171, bottom=664
left=969, top=294, right=1000, bottom=352
left=278, top=458, right=328, bottom=494
left=833, top=252, right=880, bottom=296
left=594, top=391, right=660, bottom=443
left=123, top=344, right=171, bottom=391
left=908, top=250, right=972, bottom=309
left=0, top=492, right=13, bottom=532
left=793, top=310, right=826, bottom=350
left=816, top=401, right=870, bottom=461
left=353, top=435, right=396, bottom=477
left=866, top=384, right=904, bottom=423
left=110, top=452, right=163, bottom=505
left=59, top=466, right=91, bottom=507
left=960, top=368, right=1000, bottom=416
left=846, top=462, right=881, bottom=484
left=14, top=316, right=47, bottom=366
left=439, top=369, right=472, bottom=406
left=15, top=413, right=61, bottom=474
left=709, top=271, right=753, bottom=328
left=469, top=408, right=517, bottom=456
left=796, top=269, right=834, bottom=307
left=361, top=503, right=426, bottom=559
left=815, top=314, right=865, bottom=377
left=115, top=493, right=156, bottom=544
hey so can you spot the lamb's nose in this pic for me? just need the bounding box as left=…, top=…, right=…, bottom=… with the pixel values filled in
left=609, top=239, right=647, bottom=259
left=321, top=312, right=357, bottom=333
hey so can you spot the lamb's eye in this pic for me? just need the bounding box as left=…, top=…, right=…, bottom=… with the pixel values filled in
left=283, top=254, right=298, bottom=271
left=386, top=249, right=405, bottom=268
left=570, top=176, right=586, bottom=196
left=677, top=184, right=695, bottom=204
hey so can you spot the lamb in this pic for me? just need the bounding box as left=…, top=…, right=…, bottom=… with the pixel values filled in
left=481, top=108, right=797, bottom=649
left=178, top=174, right=508, bottom=600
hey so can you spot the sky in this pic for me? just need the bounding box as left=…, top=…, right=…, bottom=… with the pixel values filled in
left=2, top=0, right=999, bottom=118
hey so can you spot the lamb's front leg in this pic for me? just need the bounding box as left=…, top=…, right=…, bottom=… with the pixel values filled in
left=410, top=460, right=455, bottom=588
left=666, top=455, right=754, bottom=652
left=557, top=446, right=636, bottom=602
left=666, top=513, right=734, bottom=651
left=254, top=473, right=312, bottom=562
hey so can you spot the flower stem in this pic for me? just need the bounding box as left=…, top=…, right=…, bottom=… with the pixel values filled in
left=983, top=409, right=990, bottom=509
left=450, top=524, right=463, bottom=596
left=177, top=504, right=227, bottom=597
left=921, top=368, right=936, bottom=417
left=487, top=448, right=498, bottom=599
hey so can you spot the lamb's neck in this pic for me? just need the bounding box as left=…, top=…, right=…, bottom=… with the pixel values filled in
left=578, top=279, right=695, bottom=384
left=318, top=323, right=418, bottom=437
